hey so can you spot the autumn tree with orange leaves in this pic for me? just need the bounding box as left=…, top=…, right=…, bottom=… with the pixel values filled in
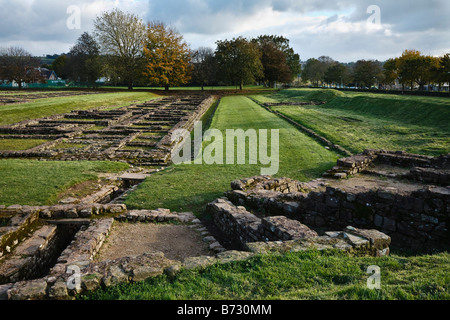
left=143, top=22, right=192, bottom=91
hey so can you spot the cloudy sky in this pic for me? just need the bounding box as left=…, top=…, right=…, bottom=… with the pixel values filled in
left=0, top=0, right=449, bottom=62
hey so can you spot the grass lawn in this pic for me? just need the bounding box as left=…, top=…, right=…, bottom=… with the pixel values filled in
left=252, top=89, right=450, bottom=156
left=125, top=96, right=339, bottom=214
left=103, top=85, right=269, bottom=91
left=84, top=249, right=450, bottom=300
left=0, top=92, right=160, bottom=126
left=0, top=139, right=49, bottom=151
left=0, top=160, right=129, bottom=206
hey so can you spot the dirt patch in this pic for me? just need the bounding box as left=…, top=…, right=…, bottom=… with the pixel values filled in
left=95, top=222, right=212, bottom=262
left=327, top=173, right=430, bottom=193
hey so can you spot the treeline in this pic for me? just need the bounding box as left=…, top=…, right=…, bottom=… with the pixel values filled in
left=0, top=47, right=44, bottom=89
left=2, top=8, right=448, bottom=92
left=1, top=9, right=300, bottom=90
left=302, top=50, right=450, bottom=91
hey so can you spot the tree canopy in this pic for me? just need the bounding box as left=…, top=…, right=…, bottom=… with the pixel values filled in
left=0, top=47, right=42, bottom=89
left=94, top=9, right=146, bottom=89
left=143, top=22, right=192, bottom=91
left=215, top=37, right=264, bottom=90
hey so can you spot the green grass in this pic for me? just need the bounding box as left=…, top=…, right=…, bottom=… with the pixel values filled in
left=104, top=85, right=269, bottom=91
left=51, top=142, right=87, bottom=150
left=125, top=96, right=338, bottom=214
left=83, top=250, right=450, bottom=300
left=0, top=92, right=160, bottom=126
left=0, top=139, right=49, bottom=151
left=0, top=160, right=129, bottom=206
left=252, top=89, right=450, bottom=156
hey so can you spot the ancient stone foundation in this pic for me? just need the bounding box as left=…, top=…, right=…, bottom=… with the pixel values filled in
left=0, top=205, right=226, bottom=300
left=1, top=147, right=448, bottom=300
left=0, top=95, right=215, bottom=167
left=225, top=150, right=450, bottom=252
left=206, top=198, right=391, bottom=257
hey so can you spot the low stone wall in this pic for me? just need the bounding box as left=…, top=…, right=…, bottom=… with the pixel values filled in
left=247, top=226, right=391, bottom=257
left=206, top=198, right=391, bottom=257
left=49, top=219, right=114, bottom=277
left=0, top=225, right=59, bottom=284
left=408, top=167, right=450, bottom=186
left=0, top=203, right=127, bottom=221
left=0, top=208, right=40, bottom=257
left=0, top=207, right=226, bottom=300
left=116, top=208, right=196, bottom=224
left=324, top=150, right=450, bottom=182
left=227, top=179, right=449, bottom=251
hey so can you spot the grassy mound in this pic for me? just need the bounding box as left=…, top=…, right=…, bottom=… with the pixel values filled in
left=253, top=89, right=449, bottom=156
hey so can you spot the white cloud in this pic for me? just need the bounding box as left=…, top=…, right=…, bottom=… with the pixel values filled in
left=0, top=0, right=448, bottom=61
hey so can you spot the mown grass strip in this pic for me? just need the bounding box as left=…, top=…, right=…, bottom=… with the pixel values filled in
left=125, top=96, right=338, bottom=214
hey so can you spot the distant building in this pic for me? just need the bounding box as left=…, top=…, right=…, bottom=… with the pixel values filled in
left=38, top=67, right=58, bottom=81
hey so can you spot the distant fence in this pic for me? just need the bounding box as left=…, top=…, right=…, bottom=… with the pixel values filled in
left=0, top=80, right=105, bottom=89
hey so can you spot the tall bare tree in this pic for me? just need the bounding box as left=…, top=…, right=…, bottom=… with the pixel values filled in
left=94, top=9, right=146, bottom=90
left=0, top=47, right=42, bottom=89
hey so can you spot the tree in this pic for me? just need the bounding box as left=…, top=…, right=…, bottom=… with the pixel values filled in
left=67, top=32, right=102, bottom=87
left=397, top=50, right=439, bottom=91
left=143, top=21, right=192, bottom=91
left=94, top=9, right=146, bottom=90
left=52, top=55, right=69, bottom=80
left=253, top=35, right=301, bottom=86
left=192, top=47, right=217, bottom=90
left=0, top=47, right=42, bottom=89
left=324, top=63, right=349, bottom=87
left=383, top=58, right=399, bottom=88
left=215, top=37, right=263, bottom=90
left=415, top=55, right=439, bottom=91
left=397, top=50, right=422, bottom=91
left=252, top=40, right=290, bottom=87
left=435, top=54, right=450, bottom=91
left=352, top=60, right=383, bottom=88
left=302, top=58, right=323, bottom=86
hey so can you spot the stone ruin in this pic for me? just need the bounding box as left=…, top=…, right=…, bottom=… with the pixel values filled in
left=0, top=92, right=448, bottom=300
left=1, top=147, right=448, bottom=300
left=223, top=150, right=449, bottom=252
left=0, top=95, right=215, bottom=168
left=0, top=95, right=228, bottom=300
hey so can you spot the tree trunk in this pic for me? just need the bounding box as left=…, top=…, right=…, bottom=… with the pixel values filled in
left=165, top=85, right=169, bottom=91
left=240, top=80, right=243, bottom=91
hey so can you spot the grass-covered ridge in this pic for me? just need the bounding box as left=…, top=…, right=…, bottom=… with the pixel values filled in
left=125, top=96, right=338, bottom=214
left=252, top=89, right=450, bottom=156
left=84, top=250, right=450, bottom=300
